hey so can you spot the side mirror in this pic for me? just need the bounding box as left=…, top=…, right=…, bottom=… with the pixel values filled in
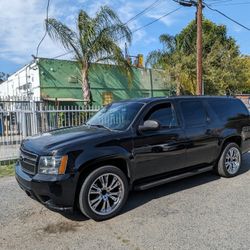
left=138, top=120, right=160, bottom=132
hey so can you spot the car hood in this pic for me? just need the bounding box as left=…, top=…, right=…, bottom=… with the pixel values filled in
left=21, top=125, right=113, bottom=154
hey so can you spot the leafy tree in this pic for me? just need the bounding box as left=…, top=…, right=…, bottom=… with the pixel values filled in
left=46, top=6, right=132, bottom=103
left=239, top=56, right=250, bottom=93
left=147, top=19, right=248, bottom=95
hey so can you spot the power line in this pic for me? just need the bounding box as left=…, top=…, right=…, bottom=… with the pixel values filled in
left=53, top=51, right=73, bottom=59
left=52, top=6, right=182, bottom=59
left=206, top=0, right=233, bottom=2
left=132, top=7, right=182, bottom=34
left=51, top=0, right=164, bottom=59
left=210, top=1, right=250, bottom=7
left=36, top=0, right=51, bottom=57
left=125, top=0, right=163, bottom=25
left=204, top=2, right=250, bottom=31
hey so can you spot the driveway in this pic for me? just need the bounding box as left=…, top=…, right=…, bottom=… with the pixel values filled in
left=1, top=154, right=250, bottom=250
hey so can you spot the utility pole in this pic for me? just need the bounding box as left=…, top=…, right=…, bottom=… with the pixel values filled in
left=173, top=0, right=204, bottom=95
left=196, top=0, right=203, bottom=95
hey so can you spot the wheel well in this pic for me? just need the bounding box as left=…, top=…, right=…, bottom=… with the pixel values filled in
left=73, top=158, right=130, bottom=209
left=222, top=136, right=242, bottom=149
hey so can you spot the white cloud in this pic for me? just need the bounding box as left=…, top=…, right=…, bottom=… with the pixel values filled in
left=144, top=1, right=181, bottom=27
left=232, top=25, right=243, bottom=33
left=83, top=0, right=114, bottom=17
left=116, top=0, right=179, bottom=45
left=0, top=0, right=74, bottom=65
left=0, top=0, right=181, bottom=67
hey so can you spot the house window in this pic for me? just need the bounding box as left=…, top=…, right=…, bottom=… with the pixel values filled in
left=68, top=76, right=79, bottom=84
left=102, top=92, right=113, bottom=105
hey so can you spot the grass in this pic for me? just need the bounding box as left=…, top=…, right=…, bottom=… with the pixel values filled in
left=0, top=164, right=15, bottom=177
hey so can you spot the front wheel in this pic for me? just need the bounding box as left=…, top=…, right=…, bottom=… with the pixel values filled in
left=79, top=165, right=129, bottom=221
left=216, top=142, right=242, bottom=178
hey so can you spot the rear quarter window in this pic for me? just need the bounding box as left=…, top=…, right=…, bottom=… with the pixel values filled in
left=208, top=99, right=249, bottom=122
left=180, top=100, right=207, bottom=127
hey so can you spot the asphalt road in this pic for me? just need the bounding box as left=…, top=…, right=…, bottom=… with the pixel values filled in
left=1, top=154, right=250, bottom=250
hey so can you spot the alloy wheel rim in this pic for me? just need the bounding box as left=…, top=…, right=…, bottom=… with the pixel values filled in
left=88, top=173, right=124, bottom=216
left=225, top=147, right=241, bottom=175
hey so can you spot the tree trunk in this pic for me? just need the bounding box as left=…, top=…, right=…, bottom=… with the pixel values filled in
left=176, top=81, right=181, bottom=96
left=81, top=65, right=91, bottom=104
left=176, top=73, right=181, bottom=96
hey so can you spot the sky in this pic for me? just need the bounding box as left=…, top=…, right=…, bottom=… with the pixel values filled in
left=0, top=0, right=249, bottom=74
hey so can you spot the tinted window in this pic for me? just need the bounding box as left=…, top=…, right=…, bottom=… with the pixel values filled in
left=181, top=101, right=207, bottom=127
left=87, top=102, right=144, bottom=130
left=208, top=99, right=248, bottom=122
left=144, top=103, right=178, bottom=128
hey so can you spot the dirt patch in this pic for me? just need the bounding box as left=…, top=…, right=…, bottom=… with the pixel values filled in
left=43, top=221, right=81, bottom=234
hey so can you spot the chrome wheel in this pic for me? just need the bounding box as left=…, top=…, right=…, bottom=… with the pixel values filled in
left=87, top=173, right=125, bottom=216
left=225, top=147, right=241, bottom=175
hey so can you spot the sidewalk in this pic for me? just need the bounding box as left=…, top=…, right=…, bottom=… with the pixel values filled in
left=0, top=144, right=19, bottom=161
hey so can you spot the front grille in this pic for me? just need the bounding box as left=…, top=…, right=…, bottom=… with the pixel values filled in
left=20, top=147, right=38, bottom=175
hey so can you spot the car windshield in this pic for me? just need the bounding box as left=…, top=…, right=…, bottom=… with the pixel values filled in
left=86, top=102, right=144, bottom=130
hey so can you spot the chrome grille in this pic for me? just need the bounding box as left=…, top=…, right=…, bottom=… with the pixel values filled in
left=19, top=147, right=38, bottom=175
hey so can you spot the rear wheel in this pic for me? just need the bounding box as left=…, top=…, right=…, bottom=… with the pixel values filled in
left=79, top=165, right=129, bottom=221
left=216, top=142, right=242, bottom=177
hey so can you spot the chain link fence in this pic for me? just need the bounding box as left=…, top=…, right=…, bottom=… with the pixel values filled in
left=0, top=97, right=101, bottom=166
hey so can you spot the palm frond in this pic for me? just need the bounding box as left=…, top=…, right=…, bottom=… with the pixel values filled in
left=92, top=6, right=132, bottom=45
left=78, top=10, right=90, bottom=33
left=46, top=18, right=82, bottom=60
left=87, top=23, right=131, bottom=60
left=94, top=6, right=121, bottom=30
left=95, top=40, right=133, bottom=86
left=159, top=34, right=176, bottom=52
left=46, top=5, right=133, bottom=102
left=46, top=18, right=75, bottom=50
left=146, top=50, right=167, bottom=68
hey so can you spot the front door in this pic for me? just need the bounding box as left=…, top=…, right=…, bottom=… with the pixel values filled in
left=133, top=102, right=187, bottom=180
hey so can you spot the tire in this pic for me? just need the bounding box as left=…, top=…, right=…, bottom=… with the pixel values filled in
left=216, top=142, right=242, bottom=178
left=79, top=165, right=129, bottom=221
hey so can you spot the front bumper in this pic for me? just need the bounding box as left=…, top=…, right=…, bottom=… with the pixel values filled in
left=15, top=162, right=78, bottom=212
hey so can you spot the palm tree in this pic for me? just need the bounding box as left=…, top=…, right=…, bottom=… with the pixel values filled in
left=146, top=33, right=196, bottom=95
left=147, top=34, right=182, bottom=95
left=46, top=6, right=132, bottom=103
left=146, top=34, right=177, bottom=69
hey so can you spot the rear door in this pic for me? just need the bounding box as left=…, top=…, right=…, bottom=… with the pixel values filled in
left=133, top=101, right=187, bottom=180
left=207, top=98, right=250, bottom=153
left=178, top=100, right=218, bottom=167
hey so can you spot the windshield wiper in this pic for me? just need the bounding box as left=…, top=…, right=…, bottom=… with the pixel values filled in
left=87, top=124, right=112, bottom=131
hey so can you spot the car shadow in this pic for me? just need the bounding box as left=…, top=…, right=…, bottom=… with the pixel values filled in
left=59, top=209, right=89, bottom=221
left=60, top=152, right=250, bottom=221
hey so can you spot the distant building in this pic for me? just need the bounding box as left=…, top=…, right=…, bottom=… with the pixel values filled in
left=0, top=61, right=40, bottom=99
left=0, top=58, right=175, bottom=105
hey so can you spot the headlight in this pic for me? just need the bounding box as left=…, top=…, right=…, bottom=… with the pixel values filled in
left=38, top=155, right=68, bottom=175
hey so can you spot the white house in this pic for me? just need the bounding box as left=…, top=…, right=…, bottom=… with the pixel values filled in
left=0, top=60, right=41, bottom=99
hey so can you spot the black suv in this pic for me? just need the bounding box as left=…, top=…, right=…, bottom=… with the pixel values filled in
left=16, top=96, right=250, bottom=220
